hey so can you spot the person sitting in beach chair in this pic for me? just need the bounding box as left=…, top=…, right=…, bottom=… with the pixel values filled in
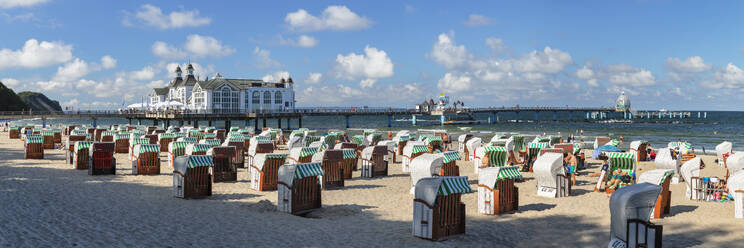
left=606, top=168, right=631, bottom=190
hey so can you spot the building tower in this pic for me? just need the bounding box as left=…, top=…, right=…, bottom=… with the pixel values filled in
left=616, top=91, right=631, bottom=112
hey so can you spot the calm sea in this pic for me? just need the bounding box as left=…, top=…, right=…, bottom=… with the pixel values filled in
left=5, top=111, right=742, bottom=152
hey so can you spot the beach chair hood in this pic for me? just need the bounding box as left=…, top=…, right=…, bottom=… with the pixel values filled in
left=679, top=157, right=702, bottom=185
left=457, top=134, right=471, bottom=144
left=254, top=153, right=286, bottom=171
left=403, top=141, right=426, bottom=156
left=287, top=136, right=303, bottom=150
left=415, top=176, right=473, bottom=206
left=534, top=153, right=566, bottom=189
left=465, top=138, right=481, bottom=153
left=278, top=162, right=324, bottom=188
left=410, top=154, right=444, bottom=189
left=594, top=137, right=611, bottom=150
left=478, top=166, right=521, bottom=189
left=655, top=148, right=680, bottom=174
left=609, top=183, right=662, bottom=242
left=727, top=152, right=744, bottom=177
left=637, top=169, right=674, bottom=185
left=629, top=140, right=647, bottom=151
left=716, top=141, right=732, bottom=159
left=174, top=155, right=213, bottom=176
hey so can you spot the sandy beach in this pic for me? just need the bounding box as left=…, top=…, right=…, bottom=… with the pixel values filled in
left=0, top=134, right=742, bottom=247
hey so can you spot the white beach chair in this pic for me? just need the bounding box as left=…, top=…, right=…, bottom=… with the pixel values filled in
left=477, top=166, right=521, bottom=215
left=534, top=153, right=570, bottom=198
left=466, top=137, right=482, bottom=167
left=655, top=148, right=682, bottom=183
left=680, top=157, right=704, bottom=200
left=401, top=141, right=426, bottom=172
left=608, top=183, right=663, bottom=248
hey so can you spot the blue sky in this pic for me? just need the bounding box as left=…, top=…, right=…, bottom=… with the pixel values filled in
left=1, top=0, right=743, bottom=110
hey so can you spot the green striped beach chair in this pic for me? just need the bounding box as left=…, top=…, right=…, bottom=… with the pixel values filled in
left=173, top=155, right=214, bottom=198
left=440, top=151, right=461, bottom=176
left=413, top=176, right=473, bottom=240
left=25, top=134, right=44, bottom=159
left=478, top=166, right=522, bottom=215
left=129, top=137, right=150, bottom=160
left=168, top=141, right=190, bottom=168
left=277, top=162, right=325, bottom=215
left=114, top=133, right=130, bottom=153
left=483, top=146, right=508, bottom=170
left=100, top=131, right=115, bottom=142
left=598, top=152, right=636, bottom=193
left=40, top=130, right=55, bottom=149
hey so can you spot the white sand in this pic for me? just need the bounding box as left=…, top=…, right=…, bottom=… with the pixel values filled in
left=1, top=134, right=742, bottom=247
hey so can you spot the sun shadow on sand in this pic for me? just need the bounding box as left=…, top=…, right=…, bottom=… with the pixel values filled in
left=343, top=184, right=382, bottom=190
left=666, top=205, right=698, bottom=217
left=519, top=203, right=557, bottom=212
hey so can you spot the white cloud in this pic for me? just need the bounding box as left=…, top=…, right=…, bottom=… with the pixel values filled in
left=701, top=63, right=744, bottom=89
left=333, top=45, right=394, bottom=86
left=513, top=47, right=573, bottom=74
left=152, top=41, right=186, bottom=59
left=1, top=77, right=19, bottom=87
left=608, top=68, right=656, bottom=86
left=0, top=39, right=73, bottom=69
left=261, top=71, right=290, bottom=82
left=0, top=0, right=47, bottom=8
left=576, top=65, right=598, bottom=87
left=285, top=5, right=371, bottom=32
left=279, top=35, right=318, bottom=48
left=130, top=66, right=155, bottom=80
left=437, top=73, right=471, bottom=93
left=124, top=4, right=211, bottom=29
left=306, top=72, right=322, bottom=83
left=430, top=33, right=472, bottom=69
left=665, top=56, right=711, bottom=73
left=100, top=55, right=116, bottom=69
left=54, top=58, right=91, bottom=81
left=62, top=98, right=79, bottom=107
left=485, top=37, right=506, bottom=56
left=147, top=80, right=165, bottom=88
left=253, top=47, right=282, bottom=69
left=184, top=34, right=235, bottom=57
left=463, top=14, right=494, bottom=27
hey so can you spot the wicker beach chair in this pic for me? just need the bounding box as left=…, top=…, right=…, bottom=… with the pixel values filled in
left=250, top=153, right=287, bottom=191
left=52, top=129, right=62, bottom=145
left=40, top=130, right=55, bottom=149
left=534, top=153, right=570, bottom=198
left=208, top=146, right=237, bottom=182
left=222, top=137, right=246, bottom=168
left=8, top=126, right=20, bottom=139
left=597, top=152, right=637, bottom=194
left=608, top=183, right=663, bottom=248
left=360, top=145, right=388, bottom=178
left=99, top=130, right=115, bottom=142
left=173, top=155, right=213, bottom=199
left=113, top=133, right=130, bottom=153
left=66, top=135, right=86, bottom=164
left=680, top=157, right=704, bottom=200
left=438, top=151, right=461, bottom=176
left=629, top=140, right=650, bottom=162
left=477, top=166, right=521, bottom=215
left=413, top=176, right=473, bottom=241
left=24, top=134, right=44, bottom=159
left=728, top=171, right=744, bottom=218
left=199, top=138, right=222, bottom=147
left=638, top=169, right=674, bottom=219
left=143, top=134, right=158, bottom=145
left=247, top=137, right=274, bottom=167
left=410, top=154, right=444, bottom=194
left=525, top=142, right=549, bottom=172
left=479, top=146, right=509, bottom=171
left=158, top=133, right=176, bottom=152
left=315, top=149, right=344, bottom=189
left=466, top=138, right=482, bottom=170
left=88, top=142, right=116, bottom=175
left=277, top=162, right=324, bottom=215
left=72, top=141, right=93, bottom=169
left=457, top=134, right=473, bottom=157
left=131, top=144, right=161, bottom=175
left=167, top=141, right=189, bottom=168
left=338, top=149, right=357, bottom=179
left=129, top=137, right=150, bottom=161
left=377, top=140, right=396, bottom=164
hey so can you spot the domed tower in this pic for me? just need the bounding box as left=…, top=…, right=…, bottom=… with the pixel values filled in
left=186, top=63, right=194, bottom=76
left=175, top=66, right=182, bottom=78
left=616, top=91, right=631, bottom=112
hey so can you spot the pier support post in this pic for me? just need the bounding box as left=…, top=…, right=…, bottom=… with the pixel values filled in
left=586, top=112, right=590, bottom=120
left=704, top=112, right=707, bottom=118
left=137, top=119, right=142, bottom=125
left=152, top=119, right=158, bottom=127
left=194, top=120, right=199, bottom=128
left=553, top=111, right=557, bottom=121
left=412, top=115, right=417, bottom=126
left=254, top=118, right=259, bottom=133
left=569, top=112, right=573, bottom=121
left=128, top=118, right=132, bottom=125
left=535, top=112, right=539, bottom=122
left=208, top=120, right=212, bottom=127
left=179, top=120, right=184, bottom=126
left=387, top=115, right=392, bottom=128
left=515, top=111, right=520, bottom=122
left=298, top=117, right=302, bottom=128
left=262, top=118, right=266, bottom=128
left=492, top=112, right=497, bottom=124
left=345, top=115, right=350, bottom=128
left=165, top=120, right=170, bottom=128
left=698, top=112, right=701, bottom=118
left=440, top=115, right=445, bottom=126
left=277, top=118, right=282, bottom=129
left=287, top=118, right=291, bottom=129
left=92, top=117, right=97, bottom=128
left=42, top=117, right=46, bottom=128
